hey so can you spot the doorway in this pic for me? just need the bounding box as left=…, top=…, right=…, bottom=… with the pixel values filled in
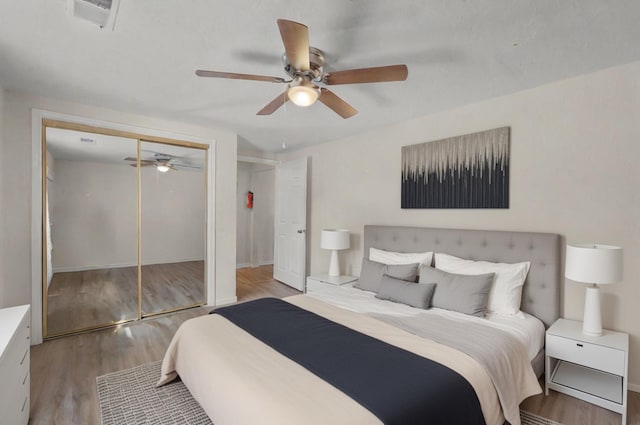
left=43, top=120, right=208, bottom=338
left=236, top=156, right=308, bottom=292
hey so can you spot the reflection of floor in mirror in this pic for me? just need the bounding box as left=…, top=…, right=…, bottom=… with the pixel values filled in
left=46, top=260, right=205, bottom=335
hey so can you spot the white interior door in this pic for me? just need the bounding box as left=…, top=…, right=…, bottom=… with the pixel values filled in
left=273, top=157, right=307, bottom=291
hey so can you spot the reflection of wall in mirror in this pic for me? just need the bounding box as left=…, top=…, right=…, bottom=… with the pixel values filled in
left=45, top=150, right=55, bottom=286
left=49, top=159, right=205, bottom=272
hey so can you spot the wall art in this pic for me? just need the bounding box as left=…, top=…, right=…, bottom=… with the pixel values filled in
left=401, top=127, right=510, bottom=208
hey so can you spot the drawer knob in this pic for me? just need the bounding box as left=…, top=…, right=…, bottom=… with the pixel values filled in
left=576, top=343, right=583, bottom=347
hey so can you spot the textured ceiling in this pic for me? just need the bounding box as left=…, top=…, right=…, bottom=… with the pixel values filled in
left=1, top=1, right=639, bottom=152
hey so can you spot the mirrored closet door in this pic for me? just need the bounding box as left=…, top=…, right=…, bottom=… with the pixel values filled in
left=45, top=128, right=139, bottom=335
left=140, top=140, right=206, bottom=316
left=43, top=121, right=209, bottom=338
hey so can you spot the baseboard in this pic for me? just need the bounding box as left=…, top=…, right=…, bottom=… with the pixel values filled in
left=53, top=257, right=205, bottom=273
left=629, top=382, right=640, bottom=393
left=215, top=296, right=237, bottom=307
left=236, top=263, right=251, bottom=269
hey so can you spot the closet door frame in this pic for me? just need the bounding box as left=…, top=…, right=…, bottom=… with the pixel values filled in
left=38, top=117, right=212, bottom=340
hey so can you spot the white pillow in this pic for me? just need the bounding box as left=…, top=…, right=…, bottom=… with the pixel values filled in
left=370, top=248, right=433, bottom=266
left=434, top=253, right=530, bottom=317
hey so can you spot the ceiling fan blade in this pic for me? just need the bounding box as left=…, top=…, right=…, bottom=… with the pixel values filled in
left=195, top=70, right=287, bottom=83
left=323, top=64, right=408, bottom=85
left=171, top=162, right=201, bottom=169
left=318, top=88, right=358, bottom=119
left=277, top=19, right=310, bottom=71
left=125, top=157, right=156, bottom=165
left=257, top=91, right=289, bottom=115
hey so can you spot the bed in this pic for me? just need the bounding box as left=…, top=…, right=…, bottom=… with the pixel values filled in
left=158, top=225, right=561, bottom=425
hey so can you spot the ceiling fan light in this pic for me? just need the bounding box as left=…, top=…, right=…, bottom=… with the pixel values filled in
left=287, top=79, right=319, bottom=107
left=157, top=164, right=170, bottom=173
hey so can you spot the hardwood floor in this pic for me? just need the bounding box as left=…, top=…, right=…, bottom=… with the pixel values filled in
left=521, top=381, right=640, bottom=425
left=30, top=264, right=298, bottom=424
left=30, top=307, right=207, bottom=425
left=31, top=266, right=639, bottom=425
left=236, top=264, right=300, bottom=302
left=47, top=261, right=205, bottom=335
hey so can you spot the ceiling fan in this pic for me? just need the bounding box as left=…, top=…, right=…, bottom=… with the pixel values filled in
left=195, top=19, right=408, bottom=119
left=124, top=153, right=201, bottom=172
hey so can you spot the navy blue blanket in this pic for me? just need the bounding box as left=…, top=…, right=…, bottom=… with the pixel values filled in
left=214, top=298, right=485, bottom=425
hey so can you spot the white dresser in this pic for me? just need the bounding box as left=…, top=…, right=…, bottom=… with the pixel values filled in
left=0, top=305, right=31, bottom=425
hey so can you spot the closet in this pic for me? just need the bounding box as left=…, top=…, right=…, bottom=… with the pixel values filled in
left=43, top=120, right=208, bottom=338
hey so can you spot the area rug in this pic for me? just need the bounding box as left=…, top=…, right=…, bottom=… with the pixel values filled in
left=97, top=361, right=563, bottom=425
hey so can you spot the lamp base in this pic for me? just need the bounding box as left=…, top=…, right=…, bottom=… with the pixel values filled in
left=582, top=284, right=603, bottom=336
left=328, top=250, right=340, bottom=277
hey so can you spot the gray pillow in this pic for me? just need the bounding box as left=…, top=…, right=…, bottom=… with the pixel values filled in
left=419, top=265, right=494, bottom=317
left=376, top=275, right=436, bottom=309
left=354, top=258, right=419, bottom=293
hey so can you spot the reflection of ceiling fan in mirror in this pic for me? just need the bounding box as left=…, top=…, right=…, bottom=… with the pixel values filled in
left=195, top=19, right=408, bottom=118
left=124, top=153, right=201, bottom=172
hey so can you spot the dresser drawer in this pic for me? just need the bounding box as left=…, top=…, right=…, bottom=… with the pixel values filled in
left=4, top=334, right=29, bottom=372
left=546, top=334, right=624, bottom=375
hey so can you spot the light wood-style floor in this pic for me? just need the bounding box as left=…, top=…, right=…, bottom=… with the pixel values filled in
left=47, top=261, right=205, bottom=335
left=31, top=266, right=639, bottom=425
left=30, top=265, right=297, bottom=424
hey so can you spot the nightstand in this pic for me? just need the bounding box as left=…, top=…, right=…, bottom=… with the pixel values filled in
left=545, top=318, right=628, bottom=424
left=305, top=275, right=358, bottom=293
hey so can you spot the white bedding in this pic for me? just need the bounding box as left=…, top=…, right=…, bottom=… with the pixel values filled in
left=306, top=283, right=546, bottom=361
left=159, top=293, right=541, bottom=425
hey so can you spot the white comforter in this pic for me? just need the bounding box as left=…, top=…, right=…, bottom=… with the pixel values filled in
left=158, top=295, right=540, bottom=425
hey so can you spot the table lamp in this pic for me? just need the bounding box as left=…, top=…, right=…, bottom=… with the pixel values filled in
left=320, top=229, right=350, bottom=276
left=565, top=243, right=623, bottom=336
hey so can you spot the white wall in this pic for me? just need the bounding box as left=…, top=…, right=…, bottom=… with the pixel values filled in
left=282, top=61, right=640, bottom=387
left=236, top=162, right=275, bottom=268
left=49, top=159, right=205, bottom=271
left=236, top=162, right=252, bottom=267
left=250, top=164, right=275, bottom=266
left=0, top=91, right=237, bottom=318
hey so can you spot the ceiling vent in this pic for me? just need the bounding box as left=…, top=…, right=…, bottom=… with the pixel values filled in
left=67, top=0, right=120, bottom=30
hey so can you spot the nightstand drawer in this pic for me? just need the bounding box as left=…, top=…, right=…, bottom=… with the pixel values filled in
left=305, top=275, right=357, bottom=294
left=306, top=279, right=326, bottom=293
left=546, top=334, right=624, bottom=376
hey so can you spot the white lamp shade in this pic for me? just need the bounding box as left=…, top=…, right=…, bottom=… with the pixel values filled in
left=565, top=244, right=623, bottom=284
left=320, top=229, right=350, bottom=250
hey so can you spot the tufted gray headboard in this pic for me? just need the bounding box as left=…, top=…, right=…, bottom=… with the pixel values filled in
left=363, top=225, right=561, bottom=328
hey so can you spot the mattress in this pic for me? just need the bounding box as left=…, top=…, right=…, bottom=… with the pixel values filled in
left=306, top=283, right=546, bottom=361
